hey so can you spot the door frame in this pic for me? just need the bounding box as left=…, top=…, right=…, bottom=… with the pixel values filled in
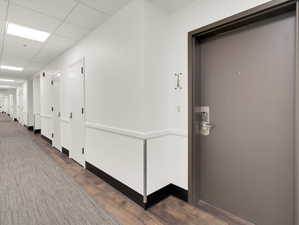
left=188, top=0, right=298, bottom=211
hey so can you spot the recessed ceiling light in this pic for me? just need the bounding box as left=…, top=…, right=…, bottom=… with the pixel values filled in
left=0, top=79, right=15, bottom=82
left=7, top=23, right=50, bottom=42
left=0, top=65, right=24, bottom=71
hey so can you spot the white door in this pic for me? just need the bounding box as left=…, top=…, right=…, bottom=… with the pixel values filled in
left=69, top=59, right=85, bottom=166
left=52, top=77, right=61, bottom=150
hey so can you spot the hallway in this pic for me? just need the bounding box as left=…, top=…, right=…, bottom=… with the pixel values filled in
left=0, top=113, right=118, bottom=225
left=0, top=1, right=294, bottom=224
left=0, top=112, right=242, bottom=225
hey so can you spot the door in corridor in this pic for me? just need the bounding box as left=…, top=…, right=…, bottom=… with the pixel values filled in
left=191, top=11, right=295, bottom=225
left=68, top=59, right=85, bottom=166
left=52, top=76, right=61, bottom=150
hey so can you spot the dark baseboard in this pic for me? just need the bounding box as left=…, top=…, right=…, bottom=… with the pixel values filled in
left=86, top=161, right=144, bottom=207
left=146, top=184, right=172, bottom=208
left=85, top=161, right=188, bottom=209
left=53, top=147, right=61, bottom=153
left=169, top=184, right=188, bottom=202
left=146, top=184, right=188, bottom=209
left=41, top=135, right=52, bottom=145
left=27, top=126, right=34, bottom=131
left=34, top=129, right=41, bottom=134
left=62, top=147, right=69, bottom=157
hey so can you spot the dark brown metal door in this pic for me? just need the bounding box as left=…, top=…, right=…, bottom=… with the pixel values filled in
left=192, top=12, right=295, bottom=225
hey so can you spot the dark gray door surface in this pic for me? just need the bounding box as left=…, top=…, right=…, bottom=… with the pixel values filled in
left=194, top=12, right=295, bottom=225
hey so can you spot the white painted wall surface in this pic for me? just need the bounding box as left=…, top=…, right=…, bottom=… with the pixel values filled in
left=8, top=90, right=16, bottom=119
left=85, top=128, right=144, bottom=194
left=38, top=0, right=146, bottom=193
left=0, top=95, right=3, bottom=112
left=3, top=95, right=8, bottom=113
left=16, top=88, right=20, bottom=121
left=33, top=76, right=41, bottom=129
left=9, top=94, right=13, bottom=117
left=22, top=81, right=28, bottom=126
left=27, top=80, right=34, bottom=126
left=36, top=0, right=274, bottom=195
left=40, top=73, right=53, bottom=139
left=0, top=90, right=16, bottom=117
left=60, top=68, right=71, bottom=150
left=17, top=87, right=24, bottom=124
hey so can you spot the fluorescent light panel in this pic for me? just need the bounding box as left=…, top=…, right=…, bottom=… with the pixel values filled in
left=0, top=79, right=15, bottom=82
left=7, top=23, right=50, bottom=42
left=1, top=65, right=23, bottom=71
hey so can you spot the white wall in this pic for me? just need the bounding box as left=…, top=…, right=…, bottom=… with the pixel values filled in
left=27, top=79, right=34, bottom=126
left=0, top=95, right=3, bottom=112
left=22, top=81, right=28, bottom=125
left=3, top=96, right=8, bottom=113
left=16, top=88, right=20, bottom=121
left=166, top=0, right=271, bottom=131
left=8, top=90, right=16, bottom=119
left=9, top=94, right=13, bottom=117
left=39, top=0, right=147, bottom=194
left=40, top=72, right=53, bottom=139
left=33, top=76, right=41, bottom=129
left=0, top=89, right=16, bottom=118
left=145, top=0, right=274, bottom=192
left=60, top=68, right=71, bottom=150
left=36, top=0, right=274, bottom=196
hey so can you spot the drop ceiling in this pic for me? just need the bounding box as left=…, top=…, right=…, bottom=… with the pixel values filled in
left=0, top=0, right=131, bottom=78
left=150, top=0, right=197, bottom=13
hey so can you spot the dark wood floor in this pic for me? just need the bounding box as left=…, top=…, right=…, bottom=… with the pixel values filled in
left=28, top=126, right=244, bottom=225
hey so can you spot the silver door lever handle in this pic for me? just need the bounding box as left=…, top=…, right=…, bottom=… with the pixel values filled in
left=201, top=122, right=215, bottom=129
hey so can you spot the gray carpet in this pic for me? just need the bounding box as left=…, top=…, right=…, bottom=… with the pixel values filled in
left=0, top=114, right=120, bottom=225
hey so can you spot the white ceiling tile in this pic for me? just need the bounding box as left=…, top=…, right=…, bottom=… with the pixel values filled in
left=4, top=34, right=43, bottom=50
left=150, top=0, right=195, bottom=13
left=8, top=4, right=61, bottom=33
left=43, top=35, right=76, bottom=51
left=23, top=65, right=42, bottom=75
left=65, top=3, right=108, bottom=29
left=3, top=35, right=42, bottom=61
left=55, top=22, right=90, bottom=41
left=80, top=0, right=131, bottom=14
left=31, top=49, right=59, bottom=64
left=31, top=35, right=76, bottom=64
left=0, top=69, right=27, bottom=77
left=1, top=55, right=28, bottom=66
left=11, top=0, right=78, bottom=20
left=0, top=0, right=8, bottom=21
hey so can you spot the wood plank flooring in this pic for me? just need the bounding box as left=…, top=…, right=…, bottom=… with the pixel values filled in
left=25, top=123, right=245, bottom=225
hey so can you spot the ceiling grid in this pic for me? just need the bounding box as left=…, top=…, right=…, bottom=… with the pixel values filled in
left=0, top=0, right=131, bottom=78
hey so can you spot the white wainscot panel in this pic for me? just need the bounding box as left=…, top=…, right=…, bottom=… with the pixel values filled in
left=85, top=127, right=144, bottom=194
left=61, top=118, right=71, bottom=150
left=147, top=134, right=188, bottom=194
left=41, top=115, right=53, bottom=139
left=34, top=113, right=41, bottom=130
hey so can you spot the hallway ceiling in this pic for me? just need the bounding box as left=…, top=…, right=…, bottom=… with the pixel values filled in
left=0, top=78, right=24, bottom=90
left=0, top=0, right=131, bottom=78
left=150, top=0, right=197, bottom=13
